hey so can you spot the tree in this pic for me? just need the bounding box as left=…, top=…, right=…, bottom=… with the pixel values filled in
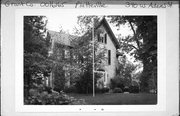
left=53, top=63, right=66, bottom=92
left=115, top=55, right=137, bottom=87
left=49, top=40, right=73, bottom=91
left=109, top=16, right=157, bottom=92
left=24, top=16, right=52, bottom=98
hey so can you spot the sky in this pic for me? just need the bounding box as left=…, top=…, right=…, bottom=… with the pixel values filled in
left=46, top=15, right=133, bottom=37
left=46, top=14, right=79, bottom=34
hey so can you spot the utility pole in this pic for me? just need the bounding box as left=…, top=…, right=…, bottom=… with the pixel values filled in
left=92, top=18, right=95, bottom=97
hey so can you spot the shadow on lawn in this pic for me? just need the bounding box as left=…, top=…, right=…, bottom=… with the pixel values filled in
left=67, top=93, right=157, bottom=105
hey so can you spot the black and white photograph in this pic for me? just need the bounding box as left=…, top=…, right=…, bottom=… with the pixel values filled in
left=24, top=15, right=157, bottom=105
left=1, top=0, right=179, bottom=115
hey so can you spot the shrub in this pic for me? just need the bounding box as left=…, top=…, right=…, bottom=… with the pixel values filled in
left=64, top=86, right=77, bottom=93
left=102, top=87, right=110, bottom=93
left=53, top=64, right=66, bottom=92
left=113, top=87, right=123, bottom=93
left=110, top=75, right=124, bottom=90
left=44, top=86, right=52, bottom=94
left=96, top=87, right=109, bottom=93
left=25, top=84, right=86, bottom=105
left=75, top=70, right=101, bottom=94
left=123, top=86, right=129, bottom=92
left=129, top=85, right=139, bottom=93
left=95, top=88, right=102, bottom=93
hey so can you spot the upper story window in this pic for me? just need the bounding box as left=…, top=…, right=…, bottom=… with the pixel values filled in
left=97, top=33, right=107, bottom=44
left=56, top=49, right=61, bottom=60
left=108, top=50, right=111, bottom=65
left=64, top=49, right=70, bottom=58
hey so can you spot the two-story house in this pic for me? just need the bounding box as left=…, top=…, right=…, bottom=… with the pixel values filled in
left=94, top=17, right=120, bottom=88
left=46, top=17, right=120, bottom=90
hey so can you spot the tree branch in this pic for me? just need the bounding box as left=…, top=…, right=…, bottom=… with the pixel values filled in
left=128, top=44, right=138, bottom=50
left=128, top=21, right=140, bottom=49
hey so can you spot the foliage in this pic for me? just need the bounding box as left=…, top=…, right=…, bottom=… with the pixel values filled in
left=129, top=85, right=139, bottom=93
left=113, top=87, right=123, bottom=93
left=96, top=87, right=110, bottom=93
left=24, top=84, right=86, bottom=105
left=123, top=86, right=130, bottom=92
left=72, top=32, right=94, bottom=94
left=109, top=16, right=157, bottom=92
left=24, top=16, right=52, bottom=100
left=70, top=16, right=107, bottom=94
left=110, top=75, right=125, bottom=90
left=75, top=16, right=102, bottom=35
left=64, top=85, right=77, bottom=93
left=53, top=64, right=66, bottom=92
left=115, top=55, right=137, bottom=87
left=75, top=69, right=93, bottom=94
left=49, top=37, right=76, bottom=91
left=75, top=67, right=101, bottom=94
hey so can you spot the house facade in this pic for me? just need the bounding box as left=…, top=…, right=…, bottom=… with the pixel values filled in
left=45, top=30, right=75, bottom=88
left=94, top=18, right=120, bottom=88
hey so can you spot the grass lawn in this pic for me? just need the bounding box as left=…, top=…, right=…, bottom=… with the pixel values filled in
left=68, top=93, right=157, bottom=105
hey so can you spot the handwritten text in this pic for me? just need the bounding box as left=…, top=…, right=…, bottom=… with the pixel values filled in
left=75, top=1, right=107, bottom=8
left=125, top=2, right=173, bottom=8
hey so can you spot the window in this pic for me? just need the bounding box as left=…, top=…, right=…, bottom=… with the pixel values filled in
left=97, top=33, right=101, bottom=42
left=97, top=33, right=107, bottom=44
left=104, top=33, right=107, bottom=44
left=108, top=50, right=111, bottom=65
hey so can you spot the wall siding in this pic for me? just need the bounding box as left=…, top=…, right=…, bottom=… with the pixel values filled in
left=96, top=25, right=117, bottom=87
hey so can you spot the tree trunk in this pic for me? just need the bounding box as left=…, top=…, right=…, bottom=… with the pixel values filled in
left=140, top=57, right=150, bottom=92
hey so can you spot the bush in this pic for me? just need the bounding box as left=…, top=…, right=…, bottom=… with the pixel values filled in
left=53, top=87, right=62, bottom=93
left=113, top=87, right=123, bottom=93
left=95, top=88, right=102, bottom=93
left=25, top=84, right=86, bottom=105
left=75, top=70, right=101, bottom=94
left=123, top=86, right=129, bottom=92
left=110, top=76, right=124, bottom=91
left=44, top=86, right=52, bottom=94
left=53, top=64, right=66, bottom=92
left=102, top=87, right=110, bottom=93
left=64, top=86, right=77, bottom=93
left=96, top=87, right=109, bottom=93
left=129, top=86, right=139, bottom=93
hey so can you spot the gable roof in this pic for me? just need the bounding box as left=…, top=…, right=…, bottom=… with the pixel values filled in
left=96, top=17, right=120, bottom=49
left=48, top=30, right=76, bottom=47
left=48, top=18, right=120, bottom=49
